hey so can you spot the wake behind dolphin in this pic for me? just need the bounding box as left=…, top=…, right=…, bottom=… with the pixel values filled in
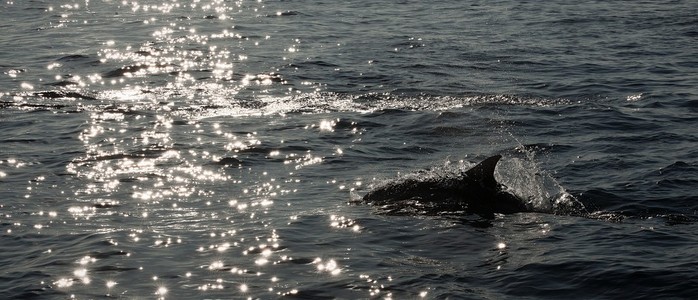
left=361, top=155, right=530, bottom=219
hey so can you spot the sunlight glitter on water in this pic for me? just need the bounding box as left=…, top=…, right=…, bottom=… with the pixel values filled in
left=318, top=119, right=337, bottom=132
left=106, top=280, right=117, bottom=289
left=73, top=268, right=89, bottom=284
left=45, top=0, right=273, bottom=111
left=330, top=214, right=361, bottom=232
left=314, top=258, right=342, bottom=276
left=155, top=286, right=168, bottom=298
left=54, top=278, right=74, bottom=288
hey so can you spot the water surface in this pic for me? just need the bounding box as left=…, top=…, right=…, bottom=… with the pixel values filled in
left=1, top=0, right=697, bottom=299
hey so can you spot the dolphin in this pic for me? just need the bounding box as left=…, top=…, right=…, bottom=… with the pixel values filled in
left=362, top=155, right=528, bottom=219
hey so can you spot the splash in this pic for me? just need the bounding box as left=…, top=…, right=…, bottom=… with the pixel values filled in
left=495, top=148, right=587, bottom=215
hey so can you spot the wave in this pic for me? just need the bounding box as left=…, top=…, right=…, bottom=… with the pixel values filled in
left=3, top=89, right=574, bottom=116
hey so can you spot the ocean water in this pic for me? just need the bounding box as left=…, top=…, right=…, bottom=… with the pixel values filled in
left=1, top=0, right=697, bottom=299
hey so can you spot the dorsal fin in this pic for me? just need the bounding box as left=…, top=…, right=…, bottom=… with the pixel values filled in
left=463, top=155, right=501, bottom=188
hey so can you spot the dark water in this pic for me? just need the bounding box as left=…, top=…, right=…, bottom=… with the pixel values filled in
left=2, top=0, right=697, bottom=299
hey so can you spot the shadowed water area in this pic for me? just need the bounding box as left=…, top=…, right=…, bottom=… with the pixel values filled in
left=1, top=0, right=697, bottom=299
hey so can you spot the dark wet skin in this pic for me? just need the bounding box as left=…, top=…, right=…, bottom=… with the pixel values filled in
left=362, top=155, right=528, bottom=219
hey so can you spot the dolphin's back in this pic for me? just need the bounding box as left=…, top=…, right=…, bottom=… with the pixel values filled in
left=362, top=155, right=527, bottom=218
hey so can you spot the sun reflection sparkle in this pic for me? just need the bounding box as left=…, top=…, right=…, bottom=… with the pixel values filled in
left=209, top=260, right=226, bottom=270
left=156, top=286, right=168, bottom=297
left=314, top=258, right=341, bottom=276
left=330, top=215, right=360, bottom=232
left=54, top=278, right=74, bottom=288
left=106, top=280, right=117, bottom=289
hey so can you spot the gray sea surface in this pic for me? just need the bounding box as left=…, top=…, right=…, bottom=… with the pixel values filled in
left=1, top=0, right=697, bottom=299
